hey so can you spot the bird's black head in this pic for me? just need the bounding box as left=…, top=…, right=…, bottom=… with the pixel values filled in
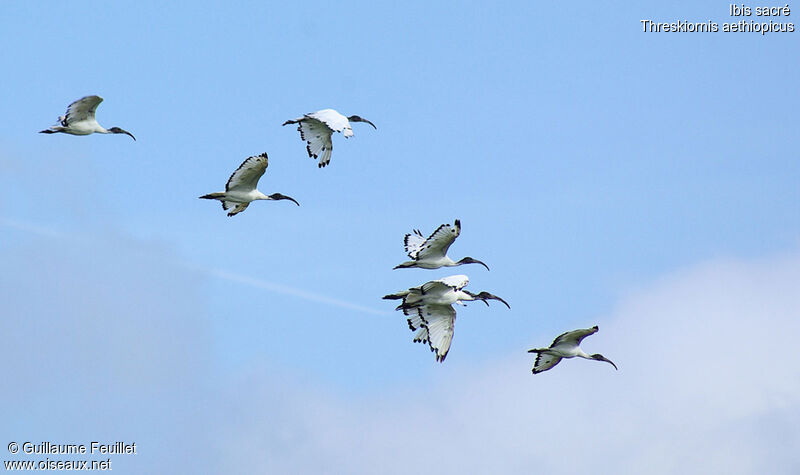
left=591, top=354, right=618, bottom=370
left=467, top=291, right=510, bottom=309
left=269, top=193, right=300, bottom=206
left=108, top=127, right=136, bottom=141
left=456, top=257, right=490, bottom=271
left=347, top=115, right=377, bottom=129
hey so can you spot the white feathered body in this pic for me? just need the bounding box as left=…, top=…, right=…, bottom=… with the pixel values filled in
left=387, top=275, right=472, bottom=312
left=283, top=108, right=375, bottom=167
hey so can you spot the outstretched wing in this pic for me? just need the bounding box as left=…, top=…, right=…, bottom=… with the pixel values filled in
left=227, top=202, right=250, bottom=217
left=308, top=109, right=351, bottom=134
left=404, top=230, right=426, bottom=259
left=415, top=220, right=461, bottom=261
left=63, top=95, right=103, bottom=125
left=417, top=304, right=457, bottom=362
left=395, top=275, right=468, bottom=314
left=531, top=351, right=562, bottom=374
left=421, top=275, right=468, bottom=294
left=550, top=326, right=599, bottom=348
left=226, top=153, right=268, bottom=192
left=297, top=118, right=334, bottom=167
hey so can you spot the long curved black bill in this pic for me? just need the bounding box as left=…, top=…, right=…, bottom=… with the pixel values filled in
left=593, top=354, right=618, bottom=370
left=602, top=356, right=618, bottom=370
left=271, top=193, right=300, bottom=206
left=111, top=127, right=136, bottom=140
left=491, top=294, right=511, bottom=309
left=476, top=292, right=510, bottom=309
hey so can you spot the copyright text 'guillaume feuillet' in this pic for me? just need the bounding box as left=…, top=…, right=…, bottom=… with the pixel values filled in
left=5, top=441, right=136, bottom=471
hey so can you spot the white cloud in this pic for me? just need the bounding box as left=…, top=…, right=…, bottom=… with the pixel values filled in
left=214, top=251, right=800, bottom=475
left=1, top=224, right=797, bottom=474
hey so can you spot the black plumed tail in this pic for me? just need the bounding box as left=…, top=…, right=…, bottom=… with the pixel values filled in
left=199, top=193, right=225, bottom=200
left=382, top=293, right=404, bottom=300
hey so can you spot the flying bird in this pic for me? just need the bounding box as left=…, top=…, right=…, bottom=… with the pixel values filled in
left=528, top=326, right=617, bottom=374
left=383, top=275, right=509, bottom=315
left=385, top=276, right=508, bottom=362
left=394, top=219, right=489, bottom=270
left=199, top=153, right=299, bottom=217
left=282, top=109, right=376, bottom=168
left=39, top=95, right=135, bottom=140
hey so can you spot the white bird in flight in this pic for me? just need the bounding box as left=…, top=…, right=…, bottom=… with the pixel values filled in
left=39, top=95, right=135, bottom=140
left=384, top=275, right=509, bottom=362
left=383, top=275, right=509, bottom=314
left=199, top=152, right=299, bottom=217
left=282, top=109, right=376, bottom=168
left=528, top=326, right=617, bottom=374
left=394, top=219, right=489, bottom=270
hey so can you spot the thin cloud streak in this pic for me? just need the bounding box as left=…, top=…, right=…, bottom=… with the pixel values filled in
left=206, top=268, right=391, bottom=316
left=0, top=217, right=65, bottom=239
left=0, top=217, right=390, bottom=317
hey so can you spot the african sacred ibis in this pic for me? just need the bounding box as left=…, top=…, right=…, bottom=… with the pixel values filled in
left=385, top=276, right=509, bottom=363
left=383, top=275, right=509, bottom=315
left=282, top=109, right=376, bottom=168
left=199, top=152, right=299, bottom=217
left=528, top=326, right=617, bottom=374
left=39, top=96, right=135, bottom=140
left=394, top=219, right=489, bottom=270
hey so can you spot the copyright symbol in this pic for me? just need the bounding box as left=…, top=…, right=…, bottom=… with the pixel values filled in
left=8, top=442, right=19, bottom=454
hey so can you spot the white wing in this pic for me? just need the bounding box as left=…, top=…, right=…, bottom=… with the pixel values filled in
left=532, top=352, right=563, bottom=374
left=226, top=153, right=268, bottom=192
left=415, top=220, right=461, bottom=261
left=308, top=109, right=351, bottom=134
left=404, top=230, right=426, bottom=259
left=551, top=326, right=598, bottom=348
left=417, top=304, right=457, bottom=362
left=407, top=312, right=427, bottom=332
left=63, top=95, right=103, bottom=125
left=407, top=312, right=430, bottom=346
left=227, top=202, right=250, bottom=217
left=394, top=275, right=468, bottom=314
left=421, top=275, right=468, bottom=294
left=412, top=327, right=429, bottom=345
left=298, top=119, right=334, bottom=167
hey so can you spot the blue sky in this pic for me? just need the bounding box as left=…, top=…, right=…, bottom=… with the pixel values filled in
left=1, top=2, right=799, bottom=473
